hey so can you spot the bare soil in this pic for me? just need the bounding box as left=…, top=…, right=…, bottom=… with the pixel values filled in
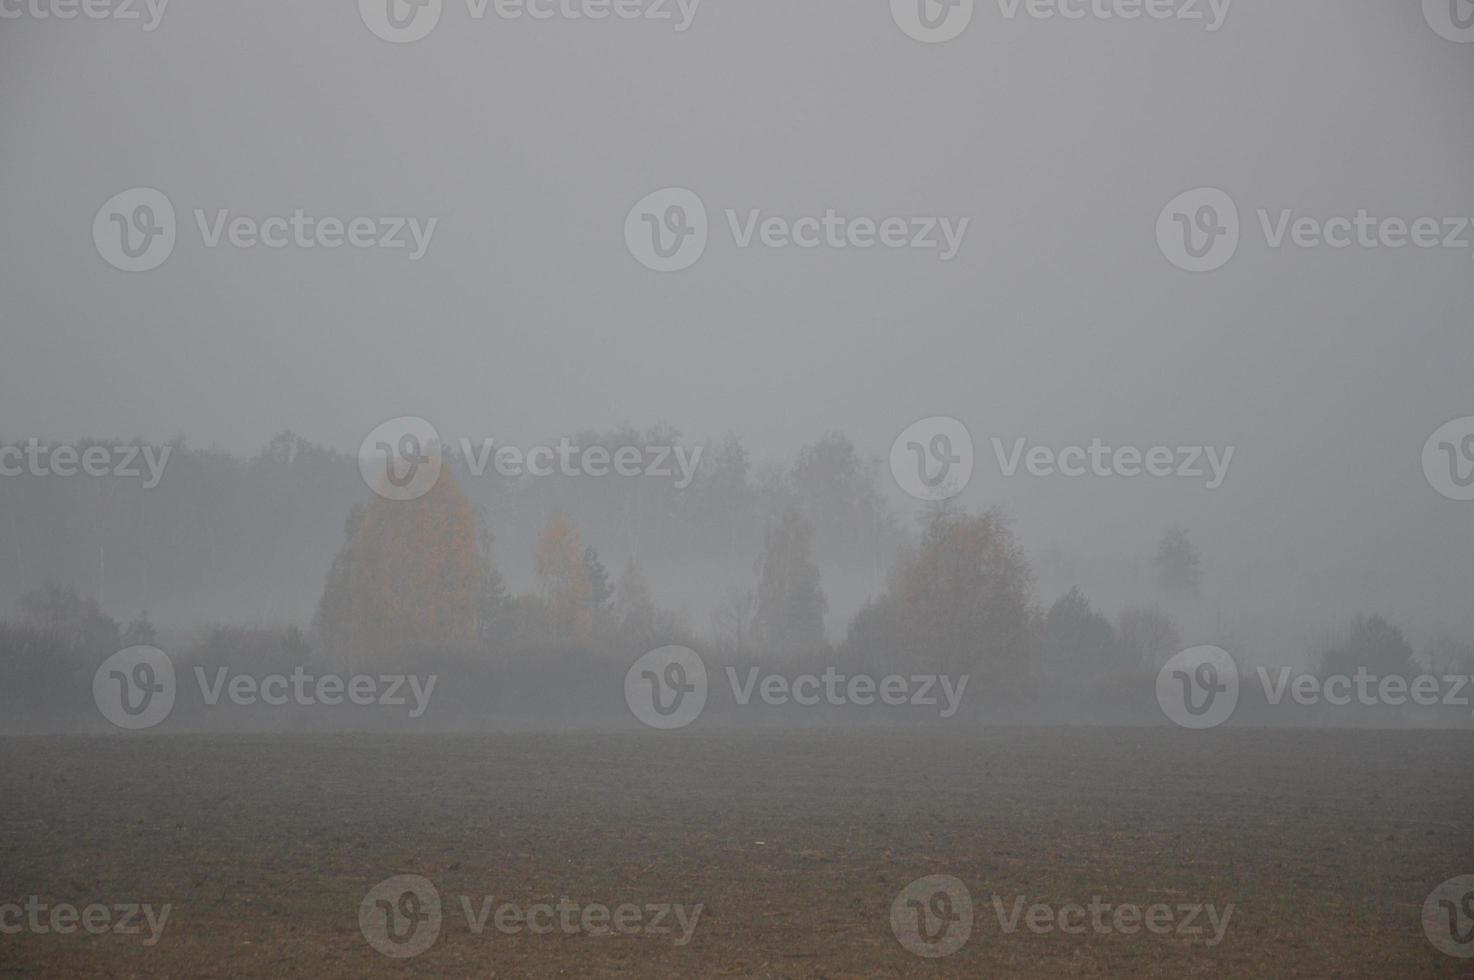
left=1, top=728, right=1470, bottom=978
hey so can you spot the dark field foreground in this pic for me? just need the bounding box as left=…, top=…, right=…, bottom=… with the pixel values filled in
left=1, top=729, right=1471, bottom=978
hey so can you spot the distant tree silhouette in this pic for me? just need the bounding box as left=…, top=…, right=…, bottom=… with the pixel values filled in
left=711, top=587, right=757, bottom=657
left=1115, top=606, right=1182, bottom=669
left=1045, top=588, right=1118, bottom=674
left=584, top=546, right=613, bottom=613
left=121, top=610, right=158, bottom=648
left=845, top=508, right=1038, bottom=683
left=1319, top=615, right=1417, bottom=679
left=14, top=580, right=119, bottom=658
left=535, top=515, right=593, bottom=646
left=614, top=559, right=655, bottom=638
left=753, top=509, right=828, bottom=656
left=1154, top=526, right=1202, bottom=596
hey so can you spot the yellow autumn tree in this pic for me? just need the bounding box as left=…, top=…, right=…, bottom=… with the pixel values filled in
left=313, top=471, right=488, bottom=668
left=535, top=514, right=593, bottom=646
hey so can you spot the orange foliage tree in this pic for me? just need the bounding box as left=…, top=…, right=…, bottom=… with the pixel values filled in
left=313, top=472, right=492, bottom=667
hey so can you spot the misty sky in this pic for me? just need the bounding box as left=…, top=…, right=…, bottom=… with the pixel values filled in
left=2, top=0, right=1471, bottom=644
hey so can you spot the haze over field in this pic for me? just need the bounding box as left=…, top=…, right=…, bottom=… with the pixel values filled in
left=1, top=2, right=1472, bottom=975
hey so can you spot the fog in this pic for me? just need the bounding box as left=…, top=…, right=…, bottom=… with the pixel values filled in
left=1, top=3, right=1472, bottom=973
left=4, top=3, right=1473, bottom=673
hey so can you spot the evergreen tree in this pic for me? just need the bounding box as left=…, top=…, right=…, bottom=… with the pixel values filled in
left=584, top=546, right=613, bottom=612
